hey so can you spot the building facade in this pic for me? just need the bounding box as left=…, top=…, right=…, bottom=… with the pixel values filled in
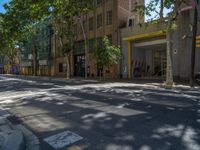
left=20, top=21, right=54, bottom=76
left=121, top=6, right=200, bottom=81
left=54, top=0, right=144, bottom=78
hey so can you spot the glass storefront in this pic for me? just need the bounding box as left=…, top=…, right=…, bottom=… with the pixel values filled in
left=132, top=48, right=166, bottom=79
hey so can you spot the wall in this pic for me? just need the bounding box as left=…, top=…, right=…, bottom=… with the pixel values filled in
left=121, top=8, right=200, bottom=81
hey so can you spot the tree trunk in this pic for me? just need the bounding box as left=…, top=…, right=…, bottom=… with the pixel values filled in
left=190, top=8, right=198, bottom=87
left=33, top=42, right=38, bottom=76
left=99, top=69, right=102, bottom=81
left=66, top=54, right=70, bottom=79
left=59, top=36, right=69, bottom=79
left=160, top=0, right=164, bottom=20
left=165, top=30, right=173, bottom=88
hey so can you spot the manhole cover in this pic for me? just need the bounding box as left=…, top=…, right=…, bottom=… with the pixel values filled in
left=44, top=130, right=83, bottom=149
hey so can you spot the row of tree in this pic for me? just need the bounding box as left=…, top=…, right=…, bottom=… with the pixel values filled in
left=0, top=0, right=92, bottom=78
left=0, top=0, right=199, bottom=85
left=0, top=0, right=121, bottom=79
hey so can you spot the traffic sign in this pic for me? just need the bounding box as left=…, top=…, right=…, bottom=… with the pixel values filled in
left=196, top=36, right=200, bottom=48
left=196, top=36, right=200, bottom=40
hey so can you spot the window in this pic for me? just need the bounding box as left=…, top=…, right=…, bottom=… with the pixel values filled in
left=59, top=63, right=63, bottom=72
left=96, top=37, right=102, bottom=49
left=106, top=10, right=112, bottom=25
left=97, top=14, right=102, bottom=29
left=107, top=34, right=112, bottom=44
left=89, top=17, right=94, bottom=31
left=96, top=0, right=102, bottom=5
left=74, top=41, right=85, bottom=54
left=88, top=39, right=95, bottom=52
left=128, top=18, right=135, bottom=27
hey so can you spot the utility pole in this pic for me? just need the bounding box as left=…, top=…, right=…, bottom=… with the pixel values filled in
left=190, top=0, right=199, bottom=86
left=190, top=8, right=198, bottom=86
left=78, top=17, right=88, bottom=79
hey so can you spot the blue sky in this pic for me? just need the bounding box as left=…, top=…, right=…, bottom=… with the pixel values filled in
left=0, top=0, right=9, bottom=13
left=145, top=0, right=170, bottom=21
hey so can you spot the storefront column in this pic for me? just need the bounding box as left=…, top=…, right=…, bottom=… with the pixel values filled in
left=128, top=41, right=132, bottom=79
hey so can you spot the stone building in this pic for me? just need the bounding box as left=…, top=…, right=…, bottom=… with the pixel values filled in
left=121, top=3, right=200, bottom=81
left=20, top=20, right=54, bottom=76
left=54, top=0, right=144, bottom=78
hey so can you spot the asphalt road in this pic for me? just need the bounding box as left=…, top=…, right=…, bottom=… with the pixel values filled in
left=0, top=75, right=200, bottom=150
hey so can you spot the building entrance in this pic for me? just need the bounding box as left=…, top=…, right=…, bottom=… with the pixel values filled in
left=132, top=41, right=167, bottom=79
left=74, top=55, right=85, bottom=77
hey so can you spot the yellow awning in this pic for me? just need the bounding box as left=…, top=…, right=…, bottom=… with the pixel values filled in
left=123, top=30, right=166, bottom=42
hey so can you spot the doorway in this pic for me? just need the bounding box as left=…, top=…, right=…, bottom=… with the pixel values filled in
left=74, top=55, right=85, bottom=77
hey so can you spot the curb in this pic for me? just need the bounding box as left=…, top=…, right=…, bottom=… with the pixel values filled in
left=13, top=125, right=40, bottom=150
left=0, top=107, right=40, bottom=150
left=0, top=117, right=25, bottom=150
left=1, top=74, right=199, bottom=91
left=1, top=74, right=99, bottom=83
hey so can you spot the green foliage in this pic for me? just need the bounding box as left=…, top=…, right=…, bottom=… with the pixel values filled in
left=50, top=0, right=93, bottom=55
left=0, top=0, right=93, bottom=67
left=133, top=0, right=188, bottom=31
left=93, top=36, right=121, bottom=69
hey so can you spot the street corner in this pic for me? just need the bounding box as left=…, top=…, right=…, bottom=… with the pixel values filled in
left=0, top=128, right=25, bottom=150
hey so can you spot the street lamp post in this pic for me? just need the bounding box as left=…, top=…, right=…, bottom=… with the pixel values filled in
left=78, top=17, right=88, bottom=79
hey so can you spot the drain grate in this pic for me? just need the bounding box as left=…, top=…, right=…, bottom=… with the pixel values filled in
left=6, top=115, right=22, bottom=125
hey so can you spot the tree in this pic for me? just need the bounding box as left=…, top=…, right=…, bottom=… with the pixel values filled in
left=0, top=13, right=19, bottom=70
left=93, top=36, right=121, bottom=80
left=1, top=0, right=92, bottom=78
left=2, top=0, right=51, bottom=75
left=134, top=0, right=188, bottom=88
left=3, top=0, right=92, bottom=78
left=49, top=0, right=92, bottom=79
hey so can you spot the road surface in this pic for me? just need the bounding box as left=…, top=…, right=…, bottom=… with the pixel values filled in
left=0, top=75, right=200, bottom=150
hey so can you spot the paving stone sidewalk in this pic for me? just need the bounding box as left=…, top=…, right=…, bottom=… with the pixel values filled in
left=2, top=74, right=200, bottom=91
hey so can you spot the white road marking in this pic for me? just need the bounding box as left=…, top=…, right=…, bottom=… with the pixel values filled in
left=44, top=131, right=83, bottom=149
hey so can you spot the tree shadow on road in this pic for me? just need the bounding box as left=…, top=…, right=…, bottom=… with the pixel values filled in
left=0, top=76, right=200, bottom=150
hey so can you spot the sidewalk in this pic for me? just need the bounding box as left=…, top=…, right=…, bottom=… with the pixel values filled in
left=0, top=107, right=40, bottom=150
left=1, top=74, right=200, bottom=91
